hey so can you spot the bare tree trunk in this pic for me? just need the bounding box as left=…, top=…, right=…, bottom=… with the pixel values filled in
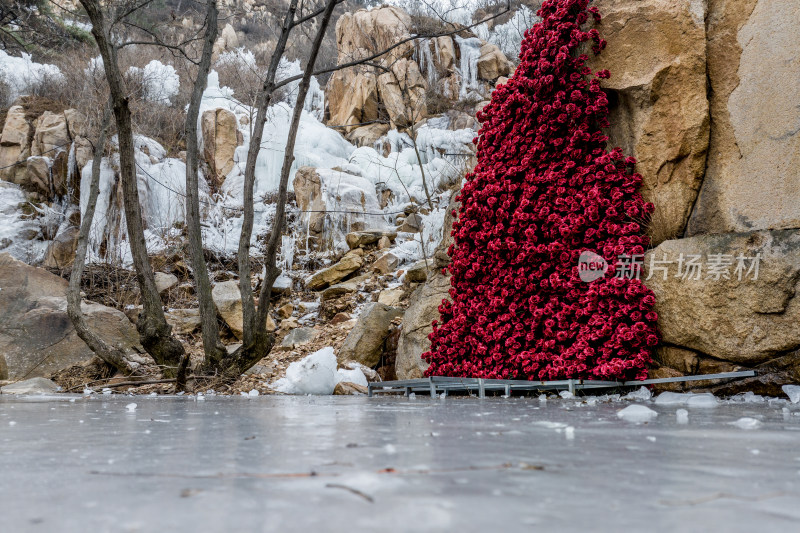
left=80, top=0, right=186, bottom=379
left=220, top=0, right=339, bottom=379
left=236, top=0, right=298, bottom=349
left=184, top=0, right=226, bottom=370
left=67, top=106, right=143, bottom=376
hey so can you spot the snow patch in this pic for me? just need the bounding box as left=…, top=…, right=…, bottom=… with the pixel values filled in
left=271, top=347, right=338, bottom=395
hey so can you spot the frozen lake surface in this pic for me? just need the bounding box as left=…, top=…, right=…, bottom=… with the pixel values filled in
left=1, top=394, right=799, bottom=532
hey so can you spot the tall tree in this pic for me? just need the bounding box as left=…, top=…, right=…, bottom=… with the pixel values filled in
left=424, top=0, right=659, bottom=382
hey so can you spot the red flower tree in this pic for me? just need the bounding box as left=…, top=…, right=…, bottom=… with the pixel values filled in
left=423, top=0, right=658, bottom=381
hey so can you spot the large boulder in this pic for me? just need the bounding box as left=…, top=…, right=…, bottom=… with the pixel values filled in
left=334, top=6, right=414, bottom=65
left=687, top=0, right=800, bottom=236
left=337, top=302, right=403, bottom=367
left=201, top=108, right=241, bottom=182
left=377, top=59, right=428, bottom=128
left=327, top=69, right=379, bottom=133
left=587, top=0, right=710, bottom=244
left=0, top=105, right=32, bottom=179
left=0, top=253, right=148, bottom=380
left=395, top=271, right=451, bottom=379
left=644, top=229, right=800, bottom=366
left=212, top=280, right=245, bottom=339
left=306, top=253, right=364, bottom=291
left=43, top=226, right=79, bottom=268
left=477, top=43, right=512, bottom=80
left=31, top=111, right=71, bottom=157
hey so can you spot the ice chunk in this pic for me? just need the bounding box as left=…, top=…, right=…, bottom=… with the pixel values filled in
left=655, top=392, right=717, bottom=407
left=729, top=417, right=763, bottom=430
left=336, top=367, right=368, bottom=388
left=617, top=405, right=658, bottom=423
left=559, top=391, right=574, bottom=399
left=248, top=389, right=259, bottom=397
left=564, top=426, right=575, bottom=440
left=676, top=409, right=689, bottom=424
left=270, top=347, right=338, bottom=395
left=623, top=386, right=652, bottom=401
left=782, top=385, right=800, bottom=404
left=125, top=403, right=137, bottom=412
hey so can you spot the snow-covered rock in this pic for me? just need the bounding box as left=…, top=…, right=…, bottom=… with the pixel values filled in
left=271, top=347, right=338, bottom=395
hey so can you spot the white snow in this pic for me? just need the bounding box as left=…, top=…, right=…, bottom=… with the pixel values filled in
left=782, top=385, right=800, bottom=404
left=676, top=409, right=689, bottom=424
left=0, top=50, right=63, bottom=104
left=271, top=347, right=338, bottom=395
left=617, top=405, right=658, bottom=423
left=729, top=417, right=763, bottom=430
left=336, top=367, right=368, bottom=388
left=127, top=60, right=180, bottom=104
left=125, top=403, right=137, bottom=412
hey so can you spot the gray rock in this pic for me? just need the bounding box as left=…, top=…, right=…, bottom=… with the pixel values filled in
left=306, top=254, right=363, bottom=290
left=373, top=252, right=400, bottom=274
left=154, top=272, right=179, bottom=293
left=399, top=213, right=423, bottom=233
left=645, top=229, right=800, bottom=365
left=281, top=327, right=317, bottom=347
left=345, top=230, right=397, bottom=249
left=165, top=309, right=202, bottom=335
left=0, top=253, right=148, bottom=380
left=396, top=271, right=451, bottom=379
left=405, top=260, right=430, bottom=283
left=338, top=302, right=403, bottom=367
left=1, top=377, right=60, bottom=394
left=212, top=280, right=244, bottom=339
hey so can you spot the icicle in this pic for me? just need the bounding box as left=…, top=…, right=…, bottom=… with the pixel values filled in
left=454, top=36, right=482, bottom=99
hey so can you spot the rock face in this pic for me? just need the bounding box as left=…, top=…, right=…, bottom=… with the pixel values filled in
left=202, top=108, right=241, bottom=182
left=645, top=229, right=800, bottom=364
left=377, top=59, right=428, bottom=128
left=42, top=226, right=79, bottom=268
left=338, top=302, right=403, bottom=367
left=0, top=377, right=60, bottom=394
left=477, top=43, right=512, bottom=80
left=306, top=253, right=363, bottom=290
left=687, top=0, right=800, bottom=236
left=395, top=271, right=451, bottom=379
left=212, top=280, right=245, bottom=339
left=328, top=69, right=379, bottom=132
left=588, top=0, right=710, bottom=244
left=0, top=106, right=32, bottom=179
left=0, top=253, right=147, bottom=380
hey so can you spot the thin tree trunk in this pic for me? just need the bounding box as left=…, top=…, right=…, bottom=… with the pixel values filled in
left=185, top=0, right=226, bottom=370
left=67, top=106, right=143, bottom=376
left=236, top=0, right=298, bottom=348
left=80, top=0, right=186, bottom=379
left=220, top=0, right=339, bottom=379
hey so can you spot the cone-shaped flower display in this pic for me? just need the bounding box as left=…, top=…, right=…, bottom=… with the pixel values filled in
left=424, top=0, right=658, bottom=381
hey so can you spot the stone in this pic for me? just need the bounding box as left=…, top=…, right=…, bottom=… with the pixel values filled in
left=266, top=314, right=277, bottom=332
left=436, top=36, right=456, bottom=72
left=396, top=271, right=451, bottom=379
left=377, top=59, right=428, bottom=128
left=434, top=187, right=461, bottom=269
left=338, top=302, right=403, bottom=367
left=273, top=275, right=292, bottom=296
left=334, top=382, right=368, bottom=395
left=655, top=345, right=740, bottom=376
left=587, top=0, right=710, bottom=245
left=22, top=156, right=51, bottom=197
left=164, top=309, right=202, bottom=335
left=0, top=253, right=148, bottom=380
left=306, top=254, right=364, bottom=290
left=0, top=377, right=60, bottom=395
left=31, top=111, right=71, bottom=157
left=686, top=0, right=800, bottom=236
left=345, top=230, right=396, bottom=249
left=277, top=303, right=294, bottom=319
left=377, top=236, right=391, bottom=249
left=377, top=287, right=404, bottom=307
left=644, top=229, right=800, bottom=365
left=334, top=6, right=413, bottom=65
left=154, top=272, right=179, bottom=293
left=213, top=23, right=239, bottom=54
left=212, top=280, right=245, bottom=339
left=330, top=312, right=352, bottom=325
left=477, top=42, right=511, bottom=80
left=346, top=122, right=389, bottom=147
left=321, top=279, right=360, bottom=301
left=405, top=260, right=429, bottom=283
left=327, top=69, right=379, bottom=132
left=43, top=226, right=79, bottom=268
left=280, top=327, right=317, bottom=348
left=0, top=105, right=31, bottom=178
left=373, top=251, right=400, bottom=275
left=0, top=353, right=6, bottom=380
left=399, top=213, right=423, bottom=233
left=201, top=108, right=240, bottom=182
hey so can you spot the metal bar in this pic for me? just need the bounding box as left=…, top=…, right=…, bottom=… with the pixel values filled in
left=478, top=379, right=485, bottom=399
left=625, top=370, right=756, bottom=386
left=367, top=383, right=373, bottom=397
left=429, top=377, right=437, bottom=398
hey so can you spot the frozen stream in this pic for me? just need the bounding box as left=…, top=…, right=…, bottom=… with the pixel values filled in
left=1, top=395, right=799, bottom=532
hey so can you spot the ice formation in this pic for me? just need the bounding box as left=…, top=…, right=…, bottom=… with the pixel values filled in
left=0, top=182, right=48, bottom=262
left=728, top=417, right=763, bottom=430
left=782, top=384, right=800, bottom=404
left=271, top=347, right=339, bottom=395
left=454, top=36, right=482, bottom=99
left=0, top=50, right=63, bottom=105
left=127, top=60, right=180, bottom=104
left=654, top=392, right=718, bottom=407
left=617, top=405, right=658, bottom=423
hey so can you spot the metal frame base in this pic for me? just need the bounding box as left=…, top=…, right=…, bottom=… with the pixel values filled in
left=367, top=371, right=757, bottom=398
